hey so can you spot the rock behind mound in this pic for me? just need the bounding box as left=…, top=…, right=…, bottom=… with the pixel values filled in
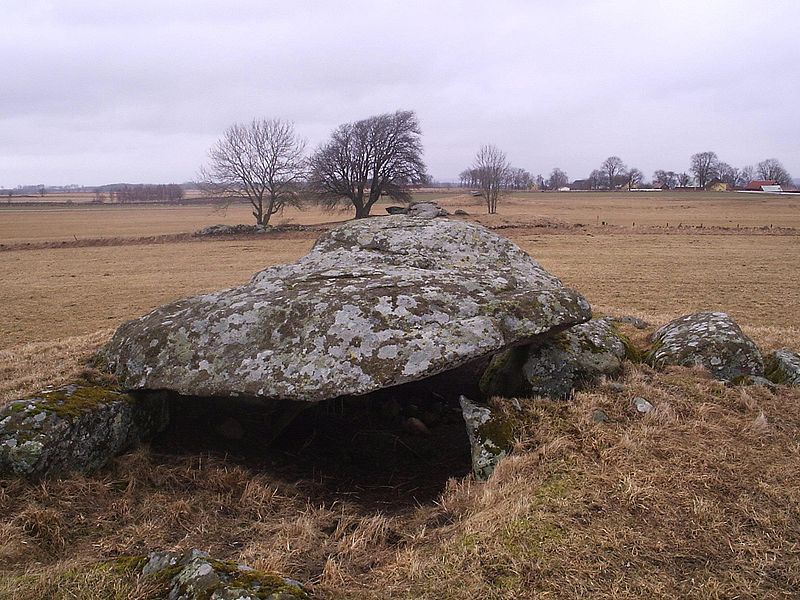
left=648, top=311, right=764, bottom=381
left=102, top=216, right=591, bottom=402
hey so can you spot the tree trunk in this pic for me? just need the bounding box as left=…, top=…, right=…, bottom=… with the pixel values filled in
left=355, top=204, right=371, bottom=219
left=252, top=198, right=265, bottom=226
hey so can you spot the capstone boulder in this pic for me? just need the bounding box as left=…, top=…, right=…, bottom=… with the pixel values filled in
left=647, top=312, right=764, bottom=381
left=101, top=216, right=591, bottom=402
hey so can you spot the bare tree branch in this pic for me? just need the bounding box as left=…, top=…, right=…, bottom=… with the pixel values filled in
left=200, top=119, right=306, bottom=226
left=472, top=144, right=511, bottom=214
left=307, top=110, right=427, bottom=219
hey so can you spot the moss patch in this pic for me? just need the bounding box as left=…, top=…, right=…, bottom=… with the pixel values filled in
left=477, top=415, right=514, bottom=453
left=207, top=559, right=308, bottom=598
left=27, top=385, right=127, bottom=421
left=479, top=346, right=530, bottom=399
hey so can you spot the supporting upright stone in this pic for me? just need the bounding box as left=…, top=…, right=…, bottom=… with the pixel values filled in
left=459, top=396, right=513, bottom=481
left=480, top=318, right=629, bottom=400
left=0, top=383, right=168, bottom=478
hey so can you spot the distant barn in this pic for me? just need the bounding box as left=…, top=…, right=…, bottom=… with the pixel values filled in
left=705, top=178, right=729, bottom=192
left=744, top=180, right=782, bottom=192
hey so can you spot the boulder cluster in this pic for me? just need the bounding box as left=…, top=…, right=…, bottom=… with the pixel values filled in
left=4, top=213, right=800, bottom=482
left=3, top=209, right=800, bottom=587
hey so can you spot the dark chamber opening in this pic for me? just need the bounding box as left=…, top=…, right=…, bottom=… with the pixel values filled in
left=149, top=363, right=485, bottom=510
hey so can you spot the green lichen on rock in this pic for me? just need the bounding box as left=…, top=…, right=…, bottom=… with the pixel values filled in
left=481, top=318, right=627, bottom=400
left=24, top=384, right=130, bottom=420
left=0, top=383, right=169, bottom=478
left=608, top=322, right=645, bottom=363
left=764, top=349, right=800, bottom=386
left=138, top=549, right=309, bottom=599
left=647, top=312, right=764, bottom=381
left=478, top=345, right=530, bottom=399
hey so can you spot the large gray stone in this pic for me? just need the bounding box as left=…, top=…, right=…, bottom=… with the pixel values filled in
left=764, top=349, right=800, bottom=386
left=647, top=312, right=764, bottom=381
left=480, top=318, right=629, bottom=399
left=101, top=216, right=590, bottom=402
left=407, top=201, right=448, bottom=218
left=0, top=383, right=168, bottom=478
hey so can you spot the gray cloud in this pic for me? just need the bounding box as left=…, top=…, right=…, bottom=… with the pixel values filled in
left=1, top=0, right=798, bottom=186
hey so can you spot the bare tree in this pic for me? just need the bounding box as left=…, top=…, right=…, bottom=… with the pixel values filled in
left=506, top=167, right=533, bottom=190
left=201, top=118, right=306, bottom=226
left=547, top=168, right=569, bottom=190
left=757, top=158, right=793, bottom=186
left=588, top=169, right=604, bottom=190
left=653, top=170, right=678, bottom=189
left=459, top=169, right=476, bottom=188
left=308, top=110, right=427, bottom=219
left=678, top=172, right=693, bottom=187
left=627, top=167, right=643, bottom=189
left=471, top=144, right=511, bottom=214
left=740, top=165, right=755, bottom=185
left=690, top=151, right=719, bottom=189
left=716, top=162, right=741, bottom=188
left=600, top=156, right=627, bottom=190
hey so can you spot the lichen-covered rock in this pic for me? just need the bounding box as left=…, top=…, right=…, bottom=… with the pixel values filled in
left=0, top=383, right=168, bottom=478
left=384, top=201, right=448, bottom=218
left=764, top=349, right=800, bottom=386
left=647, top=312, right=764, bottom=381
left=101, top=216, right=590, bottom=402
left=606, top=314, right=651, bottom=330
left=407, top=201, right=448, bottom=218
left=460, top=396, right=512, bottom=481
left=135, top=549, right=308, bottom=599
left=195, top=223, right=267, bottom=236
left=480, top=318, right=628, bottom=399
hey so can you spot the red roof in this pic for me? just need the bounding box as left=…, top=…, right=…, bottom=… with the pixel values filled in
left=744, top=180, right=778, bottom=190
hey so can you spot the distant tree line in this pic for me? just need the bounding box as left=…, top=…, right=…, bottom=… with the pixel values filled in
left=458, top=166, right=533, bottom=191
left=524, top=153, right=793, bottom=192
left=456, top=145, right=795, bottom=214
left=112, top=184, right=184, bottom=203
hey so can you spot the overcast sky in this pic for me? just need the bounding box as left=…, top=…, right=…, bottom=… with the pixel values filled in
left=2, top=0, right=798, bottom=186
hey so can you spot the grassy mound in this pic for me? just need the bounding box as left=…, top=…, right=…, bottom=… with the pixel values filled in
left=2, top=356, right=799, bottom=599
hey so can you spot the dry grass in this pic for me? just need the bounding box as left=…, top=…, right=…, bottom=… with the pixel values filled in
left=2, top=359, right=799, bottom=598
left=2, top=194, right=800, bottom=598
left=1, top=230, right=798, bottom=350
left=3, top=191, right=799, bottom=244
left=457, top=190, right=800, bottom=229
left=0, top=330, right=112, bottom=403
left=0, top=236, right=315, bottom=349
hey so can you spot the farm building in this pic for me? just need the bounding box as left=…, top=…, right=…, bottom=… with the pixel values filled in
left=705, top=178, right=729, bottom=192
left=744, top=180, right=782, bottom=192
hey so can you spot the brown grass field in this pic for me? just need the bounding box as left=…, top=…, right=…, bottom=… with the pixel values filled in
left=2, top=192, right=800, bottom=598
